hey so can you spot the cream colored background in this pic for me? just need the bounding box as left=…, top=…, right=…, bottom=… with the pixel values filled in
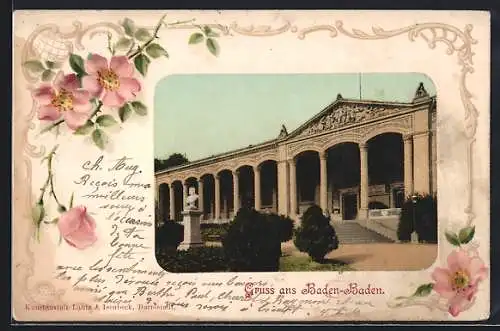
left=12, top=10, right=491, bottom=322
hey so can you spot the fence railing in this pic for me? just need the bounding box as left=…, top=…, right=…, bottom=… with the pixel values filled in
left=368, top=208, right=401, bottom=218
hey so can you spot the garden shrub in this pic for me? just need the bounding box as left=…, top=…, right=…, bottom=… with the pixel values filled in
left=222, top=207, right=281, bottom=272
left=397, top=193, right=438, bottom=243
left=155, top=220, right=184, bottom=253
left=293, top=205, right=339, bottom=262
left=156, top=246, right=228, bottom=273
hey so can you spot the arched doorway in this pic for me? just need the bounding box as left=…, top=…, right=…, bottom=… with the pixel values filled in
left=325, top=142, right=360, bottom=221
left=295, top=150, right=320, bottom=214
left=366, top=132, right=404, bottom=209
left=259, top=160, right=278, bottom=213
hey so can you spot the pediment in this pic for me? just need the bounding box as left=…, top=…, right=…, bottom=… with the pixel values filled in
left=290, top=100, right=412, bottom=139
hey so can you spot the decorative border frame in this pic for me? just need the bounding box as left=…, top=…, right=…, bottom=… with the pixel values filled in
left=13, top=12, right=487, bottom=320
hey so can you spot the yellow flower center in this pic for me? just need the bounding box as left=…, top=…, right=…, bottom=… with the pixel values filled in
left=51, top=89, right=73, bottom=112
left=451, top=270, right=470, bottom=291
left=98, top=69, right=120, bottom=91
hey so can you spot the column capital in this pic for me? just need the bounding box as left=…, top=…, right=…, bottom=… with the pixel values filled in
left=232, top=169, right=240, bottom=176
left=287, top=158, right=296, bottom=167
left=319, top=150, right=327, bottom=160
left=214, top=173, right=220, bottom=180
left=403, top=134, right=413, bottom=142
left=253, top=164, right=261, bottom=173
left=359, top=143, right=368, bottom=151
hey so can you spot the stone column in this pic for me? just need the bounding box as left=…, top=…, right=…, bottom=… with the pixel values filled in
left=232, top=170, right=240, bottom=213
left=289, top=159, right=297, bottom=215
left=254, top=165, right=261, bottom=211
left=403, top=134, right=414, bottom=198
left=277, top=159, right=290, bottom=216
left=413, top=132, right=430, bottom=194
left=198, top=178, right=204, bottom=216
left=183, top=182, right=188, bottom=210
left=214, top=174, right=221, bottom=219
left=169, top=183, right=175, bottom=221
left=359, top=143, right=369, bottom=221
left=319, top=150, right=328, bottom=213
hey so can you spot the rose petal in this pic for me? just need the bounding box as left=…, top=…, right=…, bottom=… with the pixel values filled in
left=432, top=267, right=452, bottom=289
left=110, top=56, right=134, bottom=77
left=53, top=71, right=65, bottom=89
left=72, top=90, right=93, bottom=113
left=117, top=77, right=141, bottom=101
left=58, top=73, right=80, bottom=92
left=101, top=91, right=126, bottom=108
left=469, top=256, right=488, bottom=281
left=32, top=85, right=55, bottom=105
left=81, top=76, right=103, bottom=98
left=447, top=250, right=470, bottom=273
left=38, top=105, right=61, bottom=121
left=58, top=206, right=87, bottom=236
left=82, top=212, right=97, bottom=231
left=85, top=54, right=108, bottom=75
left=448, top=294, right=472, bottom=317
left=64, top=230, right=97, bottom=250
left=63, top=110, right=89, bottom=130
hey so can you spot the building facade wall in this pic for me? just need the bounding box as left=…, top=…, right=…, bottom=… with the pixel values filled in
left=155, top=92, right=436, bottom=226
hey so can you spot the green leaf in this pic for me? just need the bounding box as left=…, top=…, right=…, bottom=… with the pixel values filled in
left=41, top=69, right=55, bottom=82
left=122, top=18, right=136, bottom=37
left=188, top=32, right=204, bottom=44
left=69, top=192, right=74, bottom=209
left=87, top=53, right=93, bottom=60
left=145, top=43, right=169, bottom=59
left=31, top=203, right=45, bottom=227
left=134, top=53, right=151, bottom=76
left=445, top=231, right=461, bottom=246
left=207, top=31, right=220, bottom=38
left=131, top=101, right=147, bottom=116
left=91, top=128, right=108, bottom=150
left=96, top=114, right=118, bottom=127
left=134, top=28, right=151, bottom=42
left=73, top=120, right=95, bottom=135
left=413, top=283, right=434, bottom=297
left=69, top=53, right=86, bottom=75
left=118, top=103, right=133, bottom=122
left=45, top=61, right=62, bottom=69
left=458, top=226, right=475, bottom=244
left=114, top=37, right=133, bottom=51
left=23, top=60, right=45, bottom=73
left=206, top=38, right=219, bottom=56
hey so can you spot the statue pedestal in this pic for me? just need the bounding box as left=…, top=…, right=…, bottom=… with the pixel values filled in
left=178, top=209, right=204, bottom=250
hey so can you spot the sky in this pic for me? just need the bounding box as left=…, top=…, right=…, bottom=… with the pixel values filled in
left=154, top=73, right=436, bottom=161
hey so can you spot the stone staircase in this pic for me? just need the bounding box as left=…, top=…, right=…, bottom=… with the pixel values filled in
left=332, top=222, right=394, bottom=244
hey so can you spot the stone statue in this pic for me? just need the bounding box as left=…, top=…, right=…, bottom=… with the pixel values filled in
left=185, top=186, right=199, bottom=210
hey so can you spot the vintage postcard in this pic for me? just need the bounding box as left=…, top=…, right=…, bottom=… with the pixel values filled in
left=12, top=10, right=491, bottom=322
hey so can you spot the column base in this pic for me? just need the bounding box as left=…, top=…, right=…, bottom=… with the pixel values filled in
left=357, top=208, right=369, bottom=226
left=178, top=241, right=204, bottom=250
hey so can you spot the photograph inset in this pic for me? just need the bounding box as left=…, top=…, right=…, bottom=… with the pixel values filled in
left=154, top=73, right=438, bottom=273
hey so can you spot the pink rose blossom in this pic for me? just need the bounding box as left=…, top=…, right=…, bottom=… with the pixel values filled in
left=58, top=206, right=97, bottom=250
left=32, top=72, right=93, bottom=130
left=82, top=54, right=141, bottom=108
left=431, top=249, right=488, bottom=317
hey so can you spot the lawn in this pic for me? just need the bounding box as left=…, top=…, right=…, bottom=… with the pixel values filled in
left=279, top=255, right=354, bottom=272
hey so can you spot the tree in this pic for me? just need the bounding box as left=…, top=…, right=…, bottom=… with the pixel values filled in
left=222, top=208, right=282, bottom=272
left=155, top=153, right=189, bottom=172
left=294, top=205, right=339, bottom=262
